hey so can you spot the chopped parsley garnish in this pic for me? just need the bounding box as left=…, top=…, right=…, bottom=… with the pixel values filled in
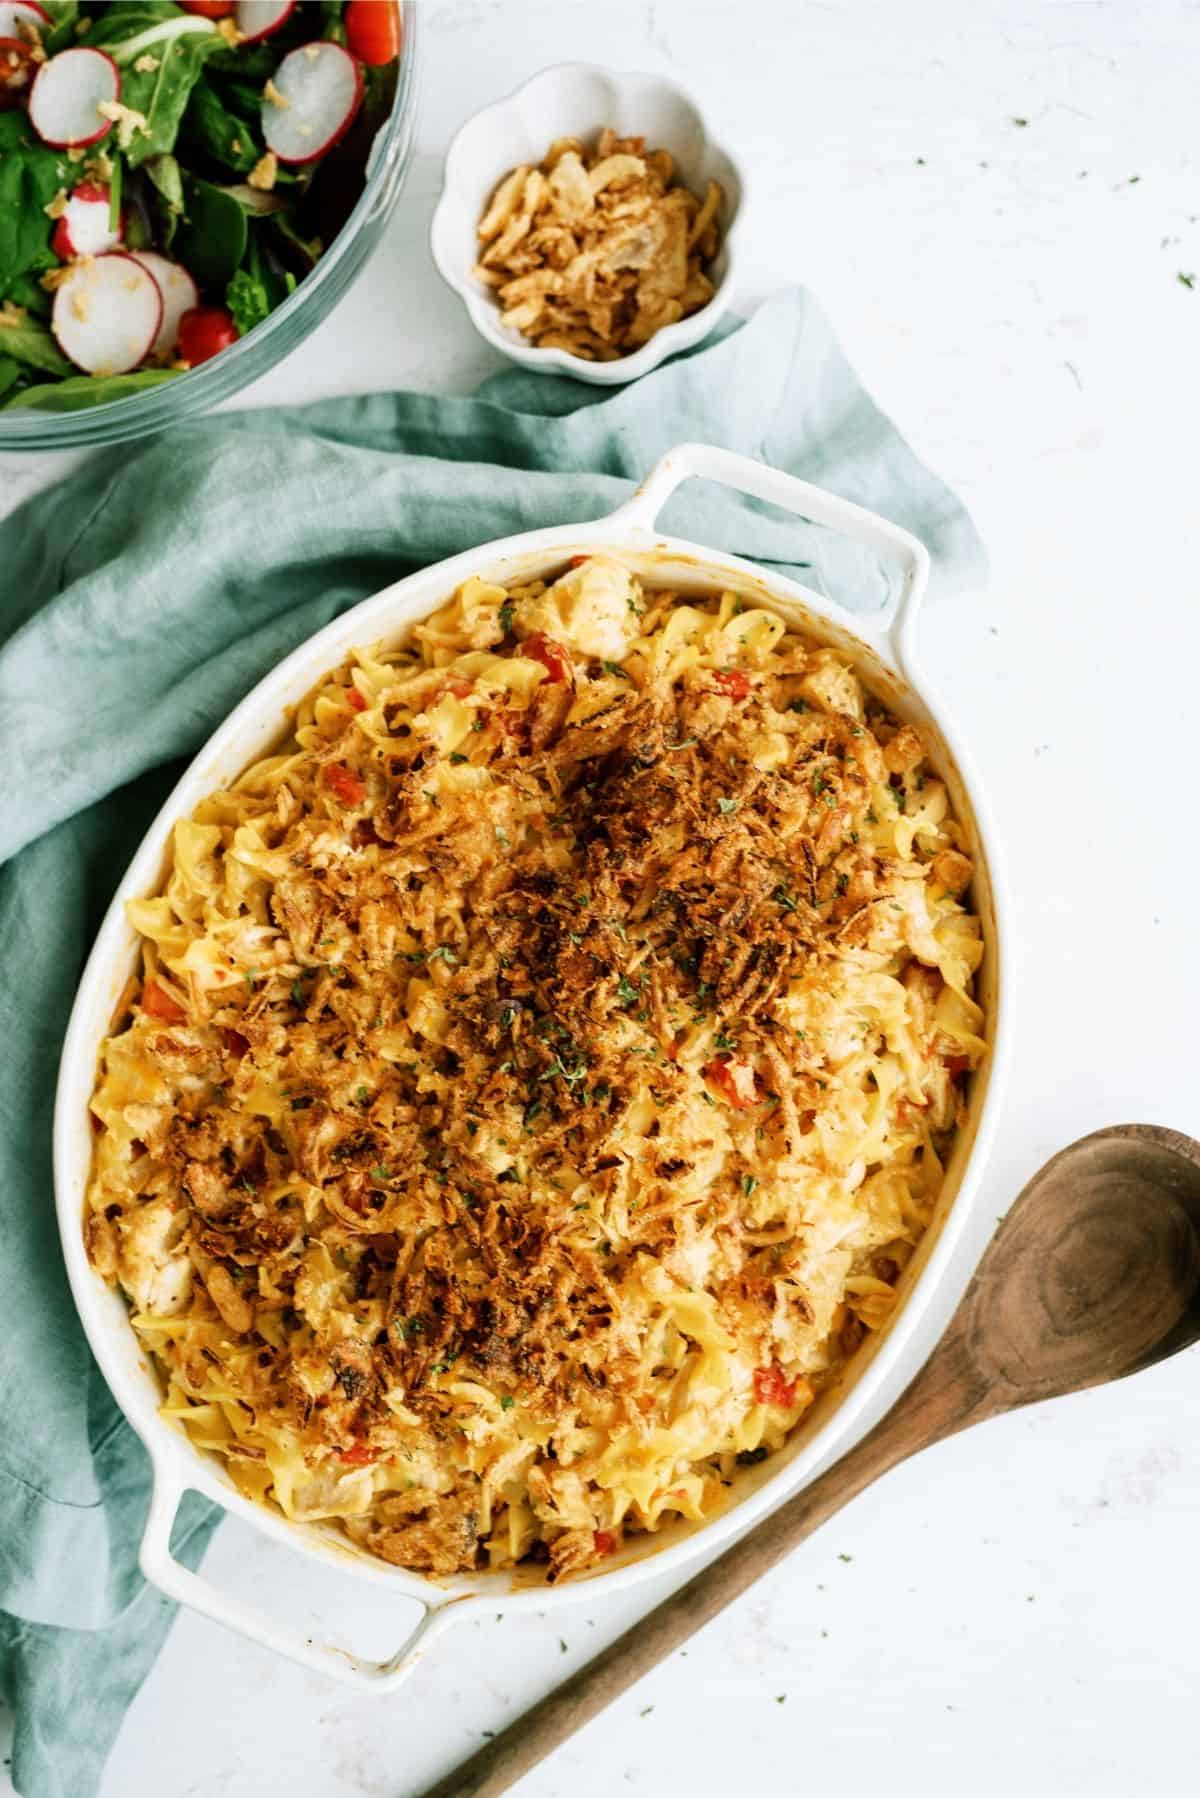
left=499, top=600, right=515, bottom=634
left=371, top=1164, right=390, bottom=1183
left=773, top=885, right=797, bottom=912
left=601, top=660, right=628, bottom=678
left=616, top=974, right=640, bottom=1006
left=742, top=1174, right=757, bottom=1196
left=716, top=796, right=738, bottom=814
left=429, top=945, right=458, bottom=965
left=790, top=697, right=808, bottom=713
left=449, top=752, right=468, bottom=764
left=291, top=980, right=304, bottom=1006
left=714, top=1032, right=736, bottom=1051
left=500, top=1395, right=515, bottom=1410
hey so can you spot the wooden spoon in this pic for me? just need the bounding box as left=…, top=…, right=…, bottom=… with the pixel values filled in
left=422, top=1124, right=1200, bottom=1798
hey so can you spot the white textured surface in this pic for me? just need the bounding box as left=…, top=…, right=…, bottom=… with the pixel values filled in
left=3, top=0, right=1200, bottom=1794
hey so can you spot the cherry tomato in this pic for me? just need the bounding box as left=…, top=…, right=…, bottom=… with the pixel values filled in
left=141, top=980, right=186, bottom=1024
left=753, top=1365, right=798, bottom=1408
left=177, top=305, right=238, bottom=367
left=323, top=762, right=366, bottom=806
left=593, top=1529, right=618, bottom=1556
left=710, top=669, right=751, bottom=700
left=179, top=2, right=235, bottom=16
left=702, top=1055, right=759, bottom=1110
left=345, top=0, right=400, bottom=66
left=521, top=631, right=572, bottom=684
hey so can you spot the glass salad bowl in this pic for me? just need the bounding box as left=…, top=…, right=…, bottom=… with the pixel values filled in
left=0, top=0, right=419, bottom=451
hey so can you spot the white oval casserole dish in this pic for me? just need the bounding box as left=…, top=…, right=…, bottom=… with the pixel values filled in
left=53, top=442, right=1008, bottom=1691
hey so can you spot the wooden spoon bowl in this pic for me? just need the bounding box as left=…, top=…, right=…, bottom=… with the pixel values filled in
left=423, top=1124, right=1200, bottom=1798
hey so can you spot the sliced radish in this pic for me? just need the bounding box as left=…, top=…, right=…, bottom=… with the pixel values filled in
left=130, top=251, right=199, bottom=359
left=261, top=40, right=362, bottom=165
left=234, top=0, right=294, bottom=43
left=0, top=2, right=50, bottom=36
left=51, top=181, right=123, bottom=260
left=51, top=251, right=162, bottom=376
left=28, top=46, right=119, bottom=148
left=0, top=33, right=35, bottom=98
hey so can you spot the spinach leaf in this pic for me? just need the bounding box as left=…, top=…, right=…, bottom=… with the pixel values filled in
left=205, top=43, right=279, bottom=79
left=208, top=77, right=266, bottom=127
left=143, top=152, right=185, bottom=248
left=267, top=209, right=321, bottom=277
left=0, top=357, right=21, bottom=404
left=89, top=9, right=222, bottom=168
left=39, top=0, right=79, bottom=54
left=320, top=0, right=347, bottom=44
left=4, top=368, right=181, bottom=412
left=0, top=317, right=72, bottom=377
left=6, top=273, right=52, bottom=319
left=0, top=114, right=68, bottom=300
left=180, top=75, right=262, bottom=175
left=173, top=176, right=247, bottom=286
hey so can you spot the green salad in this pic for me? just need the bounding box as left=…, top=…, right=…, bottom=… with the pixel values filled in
left=0, top=0, right=401, bottom=412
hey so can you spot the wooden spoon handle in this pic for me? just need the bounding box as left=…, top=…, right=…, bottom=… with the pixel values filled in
left=420, top=1399, right=949, bottom=1798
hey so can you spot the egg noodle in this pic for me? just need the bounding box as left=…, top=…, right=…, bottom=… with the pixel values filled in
left=85, top=555, right=986, bottom=1581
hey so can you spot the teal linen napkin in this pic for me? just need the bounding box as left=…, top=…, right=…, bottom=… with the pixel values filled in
left=0, top=287, right=985, bottom=1798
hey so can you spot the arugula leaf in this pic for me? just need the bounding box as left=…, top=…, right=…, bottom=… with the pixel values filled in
left=0, top=316, right=72, bottom=377
left=0, top=357, right=21, bottom=404
left=0, top=114, right=67, bottom=300
left=173, top=176, right=248, bottom=286
left=88, top=8, right=221, bottom=168
left=226, top=267, right=270, bottom=335
left=3, top=369, right=181, bottom=412
left=181, top=75, right=262, bottom=175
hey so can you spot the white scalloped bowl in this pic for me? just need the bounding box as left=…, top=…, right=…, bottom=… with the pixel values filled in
left=430, top=63, right=745, bottom=385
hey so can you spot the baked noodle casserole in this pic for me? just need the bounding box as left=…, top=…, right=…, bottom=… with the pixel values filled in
left=85, top=555, right=986, bottom=1582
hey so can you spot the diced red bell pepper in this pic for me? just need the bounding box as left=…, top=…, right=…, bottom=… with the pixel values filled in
left=521, top=632, right=572, bottom=684
left=323, top=762, right=366, bottom=806
left=593, top=1529, right=617, bottom=1555
left=711, top=669, right=751, bottom=700
left=753, top=1364, right=798, bottom=1408
left=338, top=1441, right=375, bottom=1466
left=346, top=686, right=367, bottom=712
left=141, top=980, right=186, bottom=1024
left=702, top=1055, right=759, bottom=1109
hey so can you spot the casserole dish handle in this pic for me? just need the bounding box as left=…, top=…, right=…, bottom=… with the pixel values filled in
left=611, top=441, right=931, bottom=661
left=140, top=1470, right=455, bottom=1691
